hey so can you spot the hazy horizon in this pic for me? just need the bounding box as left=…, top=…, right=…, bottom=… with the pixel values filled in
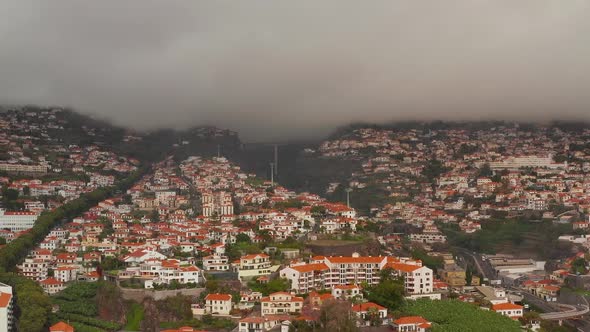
left=2, top=1, right=590, bottom=140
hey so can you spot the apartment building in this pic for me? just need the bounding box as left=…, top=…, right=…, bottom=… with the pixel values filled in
left=280, top=254, right=432, bottom=296
left=0, top=209, right=38, bottom=232
left=18, top=258, right=49, bottom=281
left=389, top=263, right=434, bottom=297
left=261, top=292, right=304, bottom=316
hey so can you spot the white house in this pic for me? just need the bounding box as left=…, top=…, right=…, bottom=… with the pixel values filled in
left=203, top=293, right=232, bottom=316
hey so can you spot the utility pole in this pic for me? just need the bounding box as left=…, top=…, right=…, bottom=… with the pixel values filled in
left=346, top=188, right=352, bottom=208
left=274, top=144, right=278, bottom=176
left=270, top=162, right=274, bottom=186
left=217, top=144, right=221, bottom=158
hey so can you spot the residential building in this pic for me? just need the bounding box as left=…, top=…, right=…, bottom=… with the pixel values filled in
left=203, top=293, right=232, bottom=316
left=202, top=254, right=230, bottom=272
left=261, top=292, right=303, bottom=316
left=0, top=209, right=38, bottom=232
left=492, top=303, right=523, bottom=319
left=352, top=302, right=388, bottom=327
left=392, top=316, right=432, bottom=332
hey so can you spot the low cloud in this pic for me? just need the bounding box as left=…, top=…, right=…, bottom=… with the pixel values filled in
left=1, top=1, right=589, bottom=141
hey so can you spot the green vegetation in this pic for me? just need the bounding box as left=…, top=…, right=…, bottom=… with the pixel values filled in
left=124, top=302, right=144, bottom=331
left=247, top=277, right=291, bottom=296
left=402, top=299, right=521, bottom=332
left=363, top=268, right=405, bottom=310
left=50, top=282, right=122, bottom=332
left=0, top=273, right=51, bottom=332
left=411, top=248, right=444, bottom=273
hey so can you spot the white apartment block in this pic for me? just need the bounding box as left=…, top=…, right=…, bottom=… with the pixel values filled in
left=0, top=209, right=38, bottom=232
left=261, top=292, right=304, bottom=316
left=280, top=253, right=429, bottom=295
left=18, top=258, right=49, bottom=281
left=489, top=155, right=566, bottom=170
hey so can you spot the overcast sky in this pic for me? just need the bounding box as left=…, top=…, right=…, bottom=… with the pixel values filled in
left=1, top=1, right=589, bottom=141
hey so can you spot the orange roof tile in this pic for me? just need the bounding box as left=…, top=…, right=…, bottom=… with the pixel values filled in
left=0, top=292, right=11, bottom=308
left=394, top=316, right=430, bottom=325
left=205, top=293, right=232, bottom=301
left=492, top=303, right=523, bottom=311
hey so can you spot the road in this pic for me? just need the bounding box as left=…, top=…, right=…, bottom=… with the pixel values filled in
left=455, top=248, right=590, bottom=330
left=453, top=247, right=496, bottom=281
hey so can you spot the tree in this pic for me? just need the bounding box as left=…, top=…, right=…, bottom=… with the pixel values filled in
left=478, top=163, right=492, bottom=177
left=364, top=268, right=405, bottom=311
left=466, top=266, right=473, bottom=286
left=235, top=233, right=251, bottom=244
left=319, top=299, right=359, bottom=332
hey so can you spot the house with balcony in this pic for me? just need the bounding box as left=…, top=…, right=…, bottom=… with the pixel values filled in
left=261, top=292, right=304, bottom=316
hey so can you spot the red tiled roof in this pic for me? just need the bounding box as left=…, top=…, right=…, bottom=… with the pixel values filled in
left=49, top=321, right=74, bottom=332
left=291, top=263, right=329, bottom=273
left=351, top=302, right=386, bottom=312
left=205, top=293, right=232, bottom=301
left=492, top=303, right=523, bottom=311
left=394, top=316, right=430, bottom=325
left=0, top=292, right=11, bottom=308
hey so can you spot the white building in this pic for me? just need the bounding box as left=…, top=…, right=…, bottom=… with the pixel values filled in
left=352, top=302, right=388, bottom=327
left=234, top=253, right=278, bottom=279
left=203, top=293, right=233, bottom=316
left=492, top=303, right=523, bottom=319
left=261, top=292, right=304, bottom=316
left=203, top=254, right=230, bottom=272
left=0, top=209, right=38, bottom=232
left=18, top=258, right=48, bottom=281
left=280, top=254, right=433, bottom=296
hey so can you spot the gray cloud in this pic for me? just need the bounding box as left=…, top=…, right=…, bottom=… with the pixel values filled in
left=1, top=1, right=589, bottom=141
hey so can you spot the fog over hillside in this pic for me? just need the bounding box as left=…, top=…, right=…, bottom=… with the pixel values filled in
left=1, top=1, right=589, bottom=140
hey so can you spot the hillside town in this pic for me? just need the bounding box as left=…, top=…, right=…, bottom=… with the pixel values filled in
left=3, top=113, right=590, bottom=332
